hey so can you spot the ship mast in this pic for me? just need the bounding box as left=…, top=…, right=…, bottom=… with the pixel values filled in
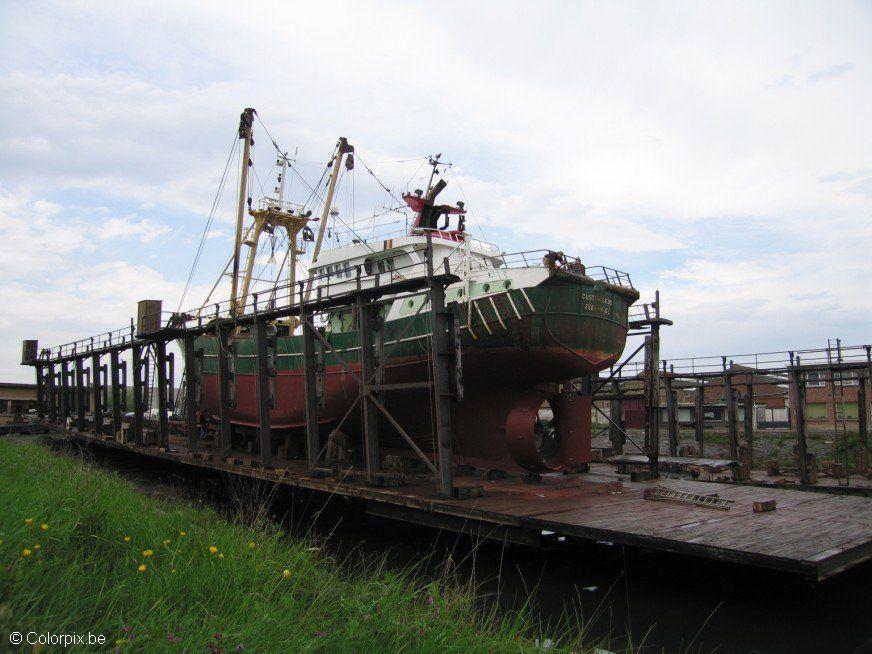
left=302, top=136, right=354, bottom=303
left=230, top=108, right=256, bottom=317
left=204, top=112, right=354, bottom=320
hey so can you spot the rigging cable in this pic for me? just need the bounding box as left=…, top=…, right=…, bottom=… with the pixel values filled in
left=177, top=132, right=240, bottom=311
left=448, top=166, right=489, bottom=243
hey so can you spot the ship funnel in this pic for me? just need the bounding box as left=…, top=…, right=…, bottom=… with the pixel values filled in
left=425, top=178, right=448, bottom=202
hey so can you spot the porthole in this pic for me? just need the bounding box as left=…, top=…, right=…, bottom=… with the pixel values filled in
left=504, top=280, right=512, bottom=289
left=483, top=283, right=491, bottom=292
left=408, top=299, right=415, bottom=307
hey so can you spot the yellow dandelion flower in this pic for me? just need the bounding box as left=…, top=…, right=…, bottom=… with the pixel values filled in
left=142, top=549, right=153, bottom=558
left=138, top=564, right=147, bottom=573
left=179, top=530, right=186, bottom=536
left=171, top=568, right=176, bottom=574
left=209, top=546, right=218, bottom=554
left=248, top=541, right=256, bottom=549
left=218, top=553, right=225, bottom=559
left=23, top=548, right=32, bottom=557
left=40, top=523, right=49, bottom=531
left=163, top=539, right=171, bottom=546
left=282, top=569, right=291, bottom=578
left=25, top=518, right=34, bottom=525
left=123, top=536, right=131, bottom=542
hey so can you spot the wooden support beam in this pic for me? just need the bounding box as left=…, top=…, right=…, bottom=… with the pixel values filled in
left=302, top=313, right=320, bottom=472
left=694, top=382, right=705, bottom=455
left=91, top=352, right=103, bottom=436
left=120, top=360, right=127, bottom=413
left=744, top=383, right=754, bottom=462
left=609, top=379, right=624, bottom=454
left=183, top=332, right=198, bottom=454
left=59, top=360, right=70, bottom=423
left=358, top=298, right=381, bottom=484
left=155, top=340, right=169, bottom=450
left=723, top=361, right=738, bottom=461
left=665, top=363, right=678, bottom=456
left=253, top=316, right=273, bottom=467
left=131, top=345, right=144, bottom=445
left=644, top=325, right=660, bottom=477
left=858, top=373, right=868, bottom=471
left=790, top=357, right=811, bottom=485
left=35, top=363, right=45, bottom=421
left=427, top=245, right=456, bottom=498
left=110, top=347, right=122, bottom=437
left=216, top=324, right=233, bottom=459
left=75, top=356, right=86, bottom=431
left=100, top=364, right=109, bottom=414
left=46, top=361, right=57, bottom=423
left=167, top=352, right=175, bottom=410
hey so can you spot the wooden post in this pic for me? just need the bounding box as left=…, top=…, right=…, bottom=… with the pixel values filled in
left=790, top=355, right=811, bottom=485
left=863, top=344, right=872, bottom=472
left=91, top=352, right=103, bottom=436
left=694, top=382, right=705, bottom=455
left=427, top=243, right=456, bottom=497
left=46, top=361, right=57, bottom=423
left=183, top=332, right=198, bottom=454
left=358, top=298, right=381, bottom=484
left=665, top=363, right=678, bottom=456
left=723, top=359, right=738, bottom=461
left=35, top=363, right=46, bottom=421
left=110, top=348, right=122, bottom=437
left=131, top=345, right=144, bottom=445
left=644, top=325, right=660, bottom=477
left=744, top=382, right=754, bottom=463
left=857, top=372, right=868, bottom=472
left=216, top=324, right=232, bottom=459
left=75, top=356, right=86, bottom=431
left=609, top=379, right=624, bottom=454
left=59, top=359, right=70, bottom=423
left=120, top=360, right=127, bottom=413
left=302, top=313, right=320, bottom=472
left=253, top=316, right=273, bottom=467
left=155, top=340, right=169, bottom=450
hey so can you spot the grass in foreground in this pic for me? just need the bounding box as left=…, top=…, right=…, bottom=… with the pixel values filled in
left=0, top=439, right=601, bottom=653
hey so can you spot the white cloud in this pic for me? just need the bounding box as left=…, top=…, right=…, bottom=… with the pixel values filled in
left=0, top=0, right=870, bottom=379
left=99, top=215, right=171, bottom=243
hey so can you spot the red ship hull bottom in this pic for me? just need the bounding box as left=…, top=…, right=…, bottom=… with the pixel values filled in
left=199, top=344, right=604, bottom=473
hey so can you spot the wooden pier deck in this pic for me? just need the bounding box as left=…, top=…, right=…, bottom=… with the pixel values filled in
left=45, top=427, right=872, bottom=582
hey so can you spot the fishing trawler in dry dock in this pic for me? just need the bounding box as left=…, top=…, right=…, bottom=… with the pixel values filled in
left=194, top=108, right=639, bottom=473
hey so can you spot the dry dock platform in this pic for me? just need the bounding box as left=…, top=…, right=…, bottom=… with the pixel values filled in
left=45, top=427, right=872, bottom=582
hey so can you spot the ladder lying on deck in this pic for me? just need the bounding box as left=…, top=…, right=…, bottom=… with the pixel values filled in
left=643, top=485, right=734, bottom=510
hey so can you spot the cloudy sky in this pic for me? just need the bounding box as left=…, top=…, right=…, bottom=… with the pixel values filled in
left=1, top=1, right=870, bottom=381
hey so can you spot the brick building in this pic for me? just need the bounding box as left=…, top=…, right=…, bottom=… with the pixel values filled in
left=0, top=382, right=37, bottom=423
left=788, top=369, right=866, bottom=431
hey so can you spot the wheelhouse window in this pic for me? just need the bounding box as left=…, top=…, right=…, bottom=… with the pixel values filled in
left=364, top=256, right=394, bottom=275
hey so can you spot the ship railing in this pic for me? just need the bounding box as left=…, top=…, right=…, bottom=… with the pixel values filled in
left=628, top=301, right=659, bottom=323
left=494, top=250, right=636, bottom=289
left=34, top=248, right=462, bottom=359
left=328, top=219, right=501, bottom=253
left=255, top=197, right=308, bottom=215
left=176, top=249, right=455, bottom=328
left=36, top=322, right=141, bottom=361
